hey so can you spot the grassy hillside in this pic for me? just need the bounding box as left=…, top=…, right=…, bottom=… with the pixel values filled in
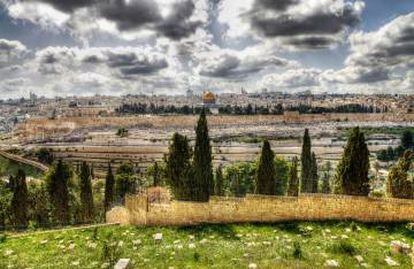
left=1, top=222, right=413, bottom=268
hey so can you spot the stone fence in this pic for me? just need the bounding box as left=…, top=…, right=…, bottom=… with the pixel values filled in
left=106, top=194, right=414, bottom=226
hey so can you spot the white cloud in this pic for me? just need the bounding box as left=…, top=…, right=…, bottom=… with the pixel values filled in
left=1, top=1, right=414, bottom=97
left=7, top=2, right=70, bottom=30
left=321, top=66, right=389, bottom=84
left=218, top=0, right=364, bottom=50
left=0, top=39, right=28, bottom=68
left=261, top=68, right=322, bottom=90
left=346, top=12, right=414, bottom=68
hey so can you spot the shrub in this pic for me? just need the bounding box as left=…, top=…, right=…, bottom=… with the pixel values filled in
left=331, top=240, right=358, bottom=256
left=101, top=232, right=122, bottom=267
left=0, top=233, right=6, bottom=243
left=293, top=241, right=302, bottom=259
left=116, top=128, right=129, bottom=138
left=370, top=189, right=385, bottom=198
left=193, top=252, right=201, bottom=262
left=387, top=150, right=414, bottom=199
left=350, top=222, right=359, bottom=232
left=36, top=148, right=54, bottom=165
left=298, top=226, right=313, bottom=237
left=92, top=227, right=99, bottom=240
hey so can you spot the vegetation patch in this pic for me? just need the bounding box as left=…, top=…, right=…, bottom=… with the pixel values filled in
left=0, top=156, right=44, bottom=179
left=0, top=222, right=413, bottom=268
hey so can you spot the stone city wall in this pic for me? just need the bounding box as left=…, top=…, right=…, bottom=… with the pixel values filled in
left=106, top=194, right=414, bottom=226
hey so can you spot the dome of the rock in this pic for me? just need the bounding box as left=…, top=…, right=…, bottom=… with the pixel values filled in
left=202, top=91, right=216, bottom=104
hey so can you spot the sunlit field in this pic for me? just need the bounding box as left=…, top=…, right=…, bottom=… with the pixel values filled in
left=1, top=222, right=413, bottom=268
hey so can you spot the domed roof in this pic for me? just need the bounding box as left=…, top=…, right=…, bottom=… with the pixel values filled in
left=203, top=91, right=216, bottom=103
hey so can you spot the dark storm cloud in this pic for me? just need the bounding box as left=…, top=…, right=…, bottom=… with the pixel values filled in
left=0, top=39, right=28, bottom=68
left=82, top=55, right=102, bottom=64
left=98, top=0, right=201, bottom=40
left=155, top=0, right=202, bottom=40
left=37, top=48, right=74, bottom=64
left=98, top=0, right=161, bottom=31
left=324, top=66, right=390, bottom=85
left=356, top=68, right=389, bottom=83
left=347, top=13, right=414, bottom=68
left=35, top=47, right=76, bottom=74
left=24, top=0, right=95, bottom=12
left=387, top=43, right=414, bottom=58
left=286, top=36, right=337, bottom=50
left=397, top=27, right=414, bottom=43
left=247, top=0, right=363, bottom=49
left=119, top=62, right=168, bottom=75
left=251, top=12, right=360, bottom=37
left=41, top=53, right=59, bottom=64
left=34, top=46, right=168, bottom=76
left=383, top=25, right=414, bottom=59
left=21, top=0, right=202, bottom=40
left=106, top=51, right=168, bottom=76
left=199, top=53, right=290, bottom=79
left=199, top=53, right=241, bottom=77
left=253, top=0, right=298, bottom=12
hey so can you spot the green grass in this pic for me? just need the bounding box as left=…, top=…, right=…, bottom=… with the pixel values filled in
left=212, top=135, right=300, bottom=144
left=0, top=156, right=44, bottom=178
left=1, top=222, right=413, bottom=268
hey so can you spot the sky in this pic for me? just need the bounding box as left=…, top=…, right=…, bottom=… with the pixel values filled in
left=0, top=0, right=413, bottom=98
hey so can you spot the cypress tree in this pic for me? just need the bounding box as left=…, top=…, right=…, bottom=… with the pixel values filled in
left=166, top=133, right=192, bottom=200
left=90, top=163, right=95, bottom=180
left=0, top=180, right=12, bottom=230
left=75, top=162, right=80, bottom=175
left=152, top=162, right=161, bottom=187
left=387, top=150, right=413, bottom=199
left=401, top=130, right=413, bottom=150
left=79, top=161, right=94, bottom=223
left=334, top=127, right=370, bottom=196
left=311, top=152, right=318, bottom=193
left=321, top=173, right=331, bottom=194
left=214, top=165, right=225, bottom=196
left=256, top=140, right=276, bottom=195
left=28, top=183, right=50, bottom=228
left=46, top=160, right=71, bottom=225
left=192, top=110, right=214, bottom=201
left=11, top=169, right=28, bottom=229
left=275, top=157, right=290, bottom=195
left=287, top=157, right=299, bottom=196
left=301, top=129, right=313, bottom=192
left=321, top=161, right=332, bottom=194
left=115, top=162, right=138, bottom=202
left=104, top=163, right=115, bottom=211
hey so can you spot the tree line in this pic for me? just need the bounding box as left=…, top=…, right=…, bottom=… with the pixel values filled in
left=116, top=103, right=207, bottom=115
left=0, top=159, right=149, bottom=230
left=377, top=130, right=413, bottom=162
left=163, top=115, right=413, bottom=201
left=116, top=103, right=385, bottom=116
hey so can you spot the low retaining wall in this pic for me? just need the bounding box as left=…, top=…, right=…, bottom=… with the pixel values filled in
left=106, top=194, right=414, bottom=226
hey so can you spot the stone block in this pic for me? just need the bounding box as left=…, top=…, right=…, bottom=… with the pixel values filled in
left=114, top=258, right=131, bottom=269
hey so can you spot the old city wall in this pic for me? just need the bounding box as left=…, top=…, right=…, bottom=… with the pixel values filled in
left=107, top=194, right=414, bottom=226
left=19, top=113, right=414, bottom=136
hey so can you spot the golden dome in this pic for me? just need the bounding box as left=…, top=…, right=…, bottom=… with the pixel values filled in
left=202, top=91, right=216, bottom=104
